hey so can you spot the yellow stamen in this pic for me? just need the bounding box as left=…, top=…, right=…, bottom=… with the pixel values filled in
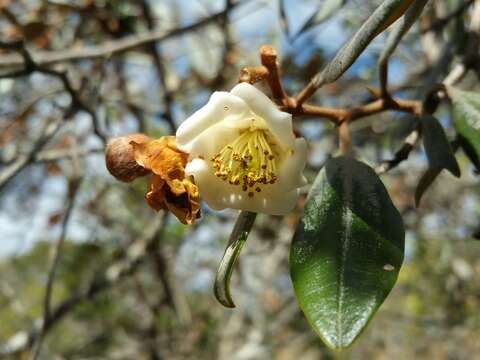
left=212, top=128, right=278, bottom=197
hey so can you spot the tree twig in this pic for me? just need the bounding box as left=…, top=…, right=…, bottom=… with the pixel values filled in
left=0, top=119, right=63, bottom=194
left=375, top=127, right=420, bottom=174
left=139, top=0, right=176, bottom=133
left=30, top=177, right=82, bottom=360
left=0, top=40, right=107, bottom=143
left=0, top=214, right=167, bottom=358
left=243, top=45, right=423, bottom=125
left=0, top=4, right=243, bottom=69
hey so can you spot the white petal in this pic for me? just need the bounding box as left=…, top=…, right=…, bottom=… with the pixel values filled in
left=230, top=83, right=295, bottom=148
left=176, top=91, right=250, bottom=153
left=276, top=138, right=308, bottom=190
left=186, top=122, right=240, bottom=159
left=186, top=158, right=300, bottom=215
left=185, top=159, right=232, bottom=210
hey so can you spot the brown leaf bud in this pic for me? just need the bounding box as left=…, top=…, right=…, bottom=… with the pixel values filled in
left=105, top=133, right=152, bottom=182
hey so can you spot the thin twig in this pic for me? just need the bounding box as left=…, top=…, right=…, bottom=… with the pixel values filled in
left=0, top=4, right=243, bottom=69
left=0, top=40, right=107, bottom=143
left=30, top=177, right=82, bottom=360
left=375, top=127, right=420, bottom=174
left=421, top=0, right=475, bottom=34
left=260, top=45, right=290, bottom=105
left=0, top=214, right=167, bottom=358
left=139, top=0, right=176, bottom=133
left=245, top=45, right=423, bottom=125
left=34, top=146, right=103, bottom=162
left=0, top=119, right=63, bottom=194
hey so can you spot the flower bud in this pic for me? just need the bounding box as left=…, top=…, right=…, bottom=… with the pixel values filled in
left=105, top=133, right=152, bottom=182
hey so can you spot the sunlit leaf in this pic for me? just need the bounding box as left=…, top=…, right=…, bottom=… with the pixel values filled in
left=448, top=87, right=480, bottom=172
left=290, top=156, right=404, bottom=349
left=311, top=0, right=416, bottom=88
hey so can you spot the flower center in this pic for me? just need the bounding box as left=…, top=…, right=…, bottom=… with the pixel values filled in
left=211, top=128, right=277, bottom=197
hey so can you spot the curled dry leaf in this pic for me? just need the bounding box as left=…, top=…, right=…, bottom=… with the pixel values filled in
left=131, top=136, right=201, bottom=225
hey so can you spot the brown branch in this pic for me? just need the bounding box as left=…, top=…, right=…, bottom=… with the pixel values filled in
left=338, top=121, right=352, bottom=155
left=0, top=214, right=167, bottom=358
left=281, top=93, right=422, bottom=124
left=260, top=45, right=290, bottom=105
left=139, top=0, right=176, bottom=133
left=0, top=119, right=63, bottom=194
left=375, top=127, right=420, bottom=174
left=244, top=45, right=422, bottom=126
left=239, top=65, right=269, bottom=83
left=34, top=146, right=103, bottom=162
left=295, top=82, right=317, bottom=108
left=30, top=177, right=82, bottom=360
left=0, top=3, right=243, bottom=69
left=0, top=40, right=107, bottom=143
left=373, top=62, right=468, bottom=174
left=150, top=243, right=191, bottom=325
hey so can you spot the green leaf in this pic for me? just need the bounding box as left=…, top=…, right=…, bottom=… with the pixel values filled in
left=458, top=135, right=480, bottom=173
left=311, top=0, right=415, bottom=88
left=414, top=167, right=442, bottom=207
left=421, top=115, right=460, bottom=177
left=378, top=0, right=428, bottom=65
left=290, top=156, right=404, bottom=349
left=214, top=211, right=256, bottom=308
left=448, top=87, right=480, bottom=171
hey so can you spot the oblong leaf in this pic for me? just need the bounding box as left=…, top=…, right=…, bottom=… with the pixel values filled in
left=378, top=0, right=428, bottom=66
left=421, top=115, right=460, bottom=177
left=290, top=156, right=404, bottom=349
left=415, top=139, right=461, bottom=207
left=311, top=0, right=415, bottom=88
left=414, top=167, right=442, bottom=207
left=448, top=87, right=480, bottom=171
left=214, top=211, right=256, bottom=308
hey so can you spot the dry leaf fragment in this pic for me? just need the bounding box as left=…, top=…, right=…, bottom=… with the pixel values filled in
left=131, top=136, right=200, bottom=225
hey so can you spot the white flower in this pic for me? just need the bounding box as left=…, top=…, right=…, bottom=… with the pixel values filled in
left=176, top=83, right=307, bottom=215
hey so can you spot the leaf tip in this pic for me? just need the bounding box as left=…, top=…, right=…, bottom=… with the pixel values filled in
left=213, top=284, right=236, bottom=308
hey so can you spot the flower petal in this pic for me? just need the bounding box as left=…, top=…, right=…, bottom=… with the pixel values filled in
left=184, top=122, right=240, bottom=159
left=276, top=138, right=308, bottom=190
left=185, top=158, right=300, bottom=215
left=230, top=82, right=295, bottom=148
left=176, top=91, right=250, bottom=153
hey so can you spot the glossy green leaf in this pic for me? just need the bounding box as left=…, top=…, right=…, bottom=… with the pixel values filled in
left=448, top=87, right=480, bottom=171
left=290, top=156, right=404, bottom=349
left=421, top=115, right=460, bottom=177
left=214, top=211, right=256, bottom=308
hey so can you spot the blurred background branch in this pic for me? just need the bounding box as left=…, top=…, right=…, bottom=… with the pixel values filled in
left=0, top=0, right=479, bottom=359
